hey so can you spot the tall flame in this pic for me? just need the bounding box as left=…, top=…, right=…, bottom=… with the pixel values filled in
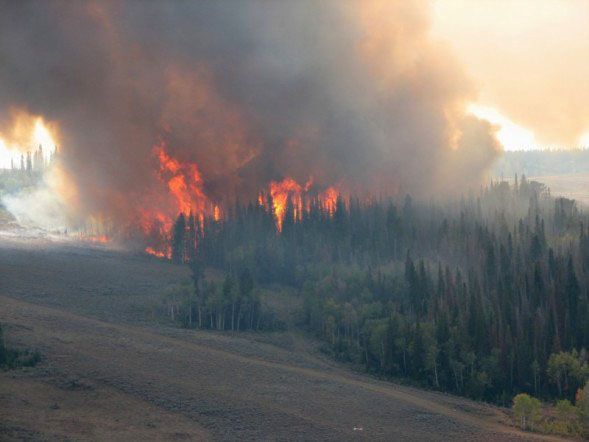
left=268, top=177, right=340, bottom=231
left=154, top=143, right=209, bottom=216
left=140, top=142, right=219, bottom=257
left=320, top=186, right=339, bottom=216
left=270, top=178, right=303, bottom=231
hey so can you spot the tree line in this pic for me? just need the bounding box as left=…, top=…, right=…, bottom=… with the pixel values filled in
left=167, top=175, right=589, bottom=407
left=161, top=267, right=283, bottom=332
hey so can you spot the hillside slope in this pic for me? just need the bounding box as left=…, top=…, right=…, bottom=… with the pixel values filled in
left=0, top=239, right=563, bottom=441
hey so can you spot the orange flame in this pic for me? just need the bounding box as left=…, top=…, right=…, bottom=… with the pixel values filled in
left=142, top=144, right=340, bottom=255
left=145, top=246, right=169, bottom=258
left=154, top=143, right=209, bottom=216
left=213, top=205, right=222, bottom=222
left=80, top=234, right=110, bottom=244
left=270, top=178, right=303, bottom=231
left=137, top=143, right=216, bottom=258
left=268, top=178, right=340, bottom=231
left=320, top=186, right=339, bottom=215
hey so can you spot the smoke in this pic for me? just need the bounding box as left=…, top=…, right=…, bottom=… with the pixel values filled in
left=0, top=0, right=500, bottom=230
left=3, top=176, right=69, bottom=231
left=433, top=0, right=589, bottom=148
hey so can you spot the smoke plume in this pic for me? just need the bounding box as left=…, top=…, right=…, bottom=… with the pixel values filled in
left=0, top=0, right=500, bottom=231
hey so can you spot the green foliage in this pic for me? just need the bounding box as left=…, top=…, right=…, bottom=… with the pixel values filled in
left=162, top=270, right=281, bottom=332
left=512, top=393, right=541, bottom=431
left=552, top=399, right=582, bottom=435
left=576, top=381, right=589, bottom=437
left=547, top=351, right=588, bottom=399
left=0, top=323, right=41, bottom=370
left=167, top=178, right=589, bottom=404
left=506, top=390, right=589, bottom=437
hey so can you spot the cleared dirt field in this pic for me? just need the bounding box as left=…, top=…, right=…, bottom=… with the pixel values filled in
left=0, top=238, right=562, bottom=441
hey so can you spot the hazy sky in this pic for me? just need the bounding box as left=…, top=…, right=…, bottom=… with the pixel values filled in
left=433, top=0, right=589, bottom=150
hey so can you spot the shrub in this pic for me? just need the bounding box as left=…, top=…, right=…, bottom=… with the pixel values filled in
left=513, top=393, right=541, bottom=431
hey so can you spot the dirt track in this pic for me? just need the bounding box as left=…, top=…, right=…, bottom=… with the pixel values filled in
left=0, top=238, right=561, bottom=441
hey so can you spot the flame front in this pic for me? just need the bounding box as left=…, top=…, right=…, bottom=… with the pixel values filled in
left=145, top=246, right=168, bottom=258
left=81, top=234, right=110, bottom=244
left=138, top=143, right=216, bottom=257
left=38, top=137, right=341, bottom=257
left=270, top=178, right=303, bottom=231
left=267, top=178, right=340, bottom=231
left=321, top=186, right=339, bottom=216
left=154, top=143, right=209, bottom=216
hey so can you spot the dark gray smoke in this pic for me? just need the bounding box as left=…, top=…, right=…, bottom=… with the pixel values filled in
left=0, top=0, right=500, bottom=228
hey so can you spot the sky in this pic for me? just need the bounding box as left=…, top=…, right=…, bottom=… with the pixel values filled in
left=433, top=0, right=589, bottom=150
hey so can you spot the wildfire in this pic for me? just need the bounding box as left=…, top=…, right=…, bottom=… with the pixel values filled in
left=321, top=186, right=339, bottom=215
left=139, top=144, right=340, bottom=256
left=139, top=209, right=172, bottom=235
left=81, top=234, right=110, bottom=244
left=270, top=178, right=303, bottom=231
left=145, top=246, right=169, bottom=259
left=140, top=143, right=220, bottom=257
left=1, top=111, right=340, bottom=260
left=0, top=108, right=59, bottom=169
left=154, top=143, right=209, bottom=216
left=267, top=177, right=340, bottom=231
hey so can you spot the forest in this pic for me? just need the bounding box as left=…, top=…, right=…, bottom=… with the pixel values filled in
left=167, top=176, right=589, bottom=411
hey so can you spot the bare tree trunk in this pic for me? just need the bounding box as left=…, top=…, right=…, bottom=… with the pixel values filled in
left=453, top=367, right=459, bottom=392
left=231, top=302, right=235, bottom=331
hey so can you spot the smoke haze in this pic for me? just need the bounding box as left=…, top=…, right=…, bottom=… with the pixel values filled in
left=0, top=0, right=500, bottom=229
left=433, top=0, right=589, bottom=147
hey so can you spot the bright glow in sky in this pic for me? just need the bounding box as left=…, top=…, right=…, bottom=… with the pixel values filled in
left=468, top=104, right=536, bottom=151
left=0, top=116, right=57, bottom=169
left=433, top=0, right=589, bottom=150
left=579, top=132, right=589, bottom=149
left=0, top=140, right=16, bottom=169
left=33, top=119, right=57, bottom=152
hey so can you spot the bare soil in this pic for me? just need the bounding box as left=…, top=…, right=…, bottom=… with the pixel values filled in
left=0, top=237, right=564, bottom=441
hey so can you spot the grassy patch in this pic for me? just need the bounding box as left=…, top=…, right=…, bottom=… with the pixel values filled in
left=0, top=324, right=41, bottom=370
